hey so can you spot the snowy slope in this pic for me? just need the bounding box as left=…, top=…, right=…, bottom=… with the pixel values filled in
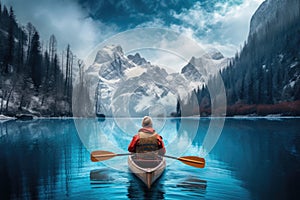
left=181, top=48, right=228, bottom=88
left=83, top=45, right=228, bottom=117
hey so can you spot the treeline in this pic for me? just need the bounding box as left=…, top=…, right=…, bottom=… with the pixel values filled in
left=178, top=0, right=300, bottom=116
left=221, top=0, right=300, bottom=106
left=0, top=3, right=75, bottom=116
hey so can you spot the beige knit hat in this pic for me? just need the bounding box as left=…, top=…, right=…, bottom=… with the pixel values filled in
left=142, top=116, right=153, bottom=127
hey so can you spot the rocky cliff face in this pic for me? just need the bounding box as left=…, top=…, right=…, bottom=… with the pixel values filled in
left=219, top=0, right=300, bottom=108
left=249, top=0, right=300, bottom=36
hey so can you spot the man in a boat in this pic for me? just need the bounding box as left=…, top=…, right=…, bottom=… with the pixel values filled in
left=128, top=116, right=166, bottom=159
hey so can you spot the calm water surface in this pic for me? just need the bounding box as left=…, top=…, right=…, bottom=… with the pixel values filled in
left=0, top=118, right=299, bottom=199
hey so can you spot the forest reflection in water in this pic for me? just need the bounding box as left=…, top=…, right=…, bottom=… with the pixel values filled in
left=0, top=118, right=299, bottom=199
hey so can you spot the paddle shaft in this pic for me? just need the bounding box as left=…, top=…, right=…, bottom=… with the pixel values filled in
left=93, top=153, right=204, bottom=164
left=91, top=150, right=205, bottom=168
left=99, top=153, right=131, bottom=157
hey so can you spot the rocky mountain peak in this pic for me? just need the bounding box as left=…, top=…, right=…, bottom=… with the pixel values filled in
left=181, top=48, right=228, bottom=82
left=127, top=53, right=149, bottom=66
left=204, top=48, right=224, bottom=60
left=94, top=45, right=124, bottom=64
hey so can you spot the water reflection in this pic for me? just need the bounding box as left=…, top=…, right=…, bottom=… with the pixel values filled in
left=176, top=176, right=207, bottom=191
left=0, top=118, right=299, bottom=199
left=127, top=173, right=165, bottom=200
left=208, top=118, right=300, bottom=200
left=0, top=119, right=86, bottom=199
left=73, top=117, right=207, bottom=172
left=90, top=168, right=115, bottom=182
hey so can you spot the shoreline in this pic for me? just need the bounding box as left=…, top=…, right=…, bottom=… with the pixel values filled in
left=1, top=100, right=300, bottom=120
left=1, top=115, right=300, bottom=121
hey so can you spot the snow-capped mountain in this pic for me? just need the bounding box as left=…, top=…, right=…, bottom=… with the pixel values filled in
left=181, top=49, right=228, bottom=86
left=86, top=45, right=136, bottom=81
left=83, top=45, right=228, bottom=117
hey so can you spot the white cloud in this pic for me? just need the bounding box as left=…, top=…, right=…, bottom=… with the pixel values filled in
left=83, top=27, right=209, bottom=73
left=123, top=0, right=264, bottom=70
left=3, top=0, right=266, bottom=71
left=128, top=0, right=264, bottom=59
left=170, top=0, right=264, bottom=57
left=172, top=2, right=207, bottom=29
left=2, top=0, right=117, bottom=58
left=2, top=0, right=264, bottom=61
left=135, top=17, right=165, bottom=28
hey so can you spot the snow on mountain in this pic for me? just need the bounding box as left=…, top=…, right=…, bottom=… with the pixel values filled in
left=124, top=66, right=147, bottom=79
left=181, top=48, right=228, bottom=87
left=83, top=45, right=228, bottom=117
left=86, top=45, right=136, bottom=81
left=94, top=45, right=123, bottom=64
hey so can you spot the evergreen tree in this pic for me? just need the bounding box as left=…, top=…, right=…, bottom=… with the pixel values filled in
left=25, top=23, right=36, bottom=66
left=176, top=96, right=181, bottom=117
left=0, top=3, right=75, bottom=116
left=28, top=31, right=42, bottom=88
left=3, top=7, right=15, bottom=73
left=16, top=27, right=27, bottom=73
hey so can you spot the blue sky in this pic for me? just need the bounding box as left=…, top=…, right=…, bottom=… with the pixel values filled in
left=2, top=0, right=263, bottom=61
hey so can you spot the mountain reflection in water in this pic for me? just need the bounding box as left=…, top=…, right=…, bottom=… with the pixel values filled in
left=0, top=118, right=299, bottom=199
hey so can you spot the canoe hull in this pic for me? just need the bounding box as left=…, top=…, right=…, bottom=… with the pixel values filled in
left=128, top=156, right=166, bottom=188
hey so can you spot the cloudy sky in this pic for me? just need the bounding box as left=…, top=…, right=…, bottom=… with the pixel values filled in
left=2, top=0, right=264, bottom=65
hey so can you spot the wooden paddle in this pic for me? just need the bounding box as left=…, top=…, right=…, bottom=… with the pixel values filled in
left=163, top=155, right=205, bottom=168
left=91, top=150, right=205, bottom=168
left=91, top=150, right=131, bottom=162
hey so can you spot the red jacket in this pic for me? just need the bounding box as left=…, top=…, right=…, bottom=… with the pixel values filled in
left=128, top=127, right=166, bottom=154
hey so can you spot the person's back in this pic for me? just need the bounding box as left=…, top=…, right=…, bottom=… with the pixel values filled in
left=128, top=116, right=166, bottom=160
left=136, top=131, right=159, bottom=153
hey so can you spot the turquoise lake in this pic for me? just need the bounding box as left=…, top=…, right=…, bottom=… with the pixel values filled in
left=0, top=118, right=299, bottom=199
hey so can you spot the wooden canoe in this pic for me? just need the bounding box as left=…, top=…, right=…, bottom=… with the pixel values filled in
left=128, top=155, right=166, bottom=188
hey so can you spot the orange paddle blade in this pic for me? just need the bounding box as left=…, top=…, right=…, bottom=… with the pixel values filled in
left=91, top=150, right=131, bottom=162
left=178, top=156, right=205, bottom=168
left=91, top=150, right=117, bottom=162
